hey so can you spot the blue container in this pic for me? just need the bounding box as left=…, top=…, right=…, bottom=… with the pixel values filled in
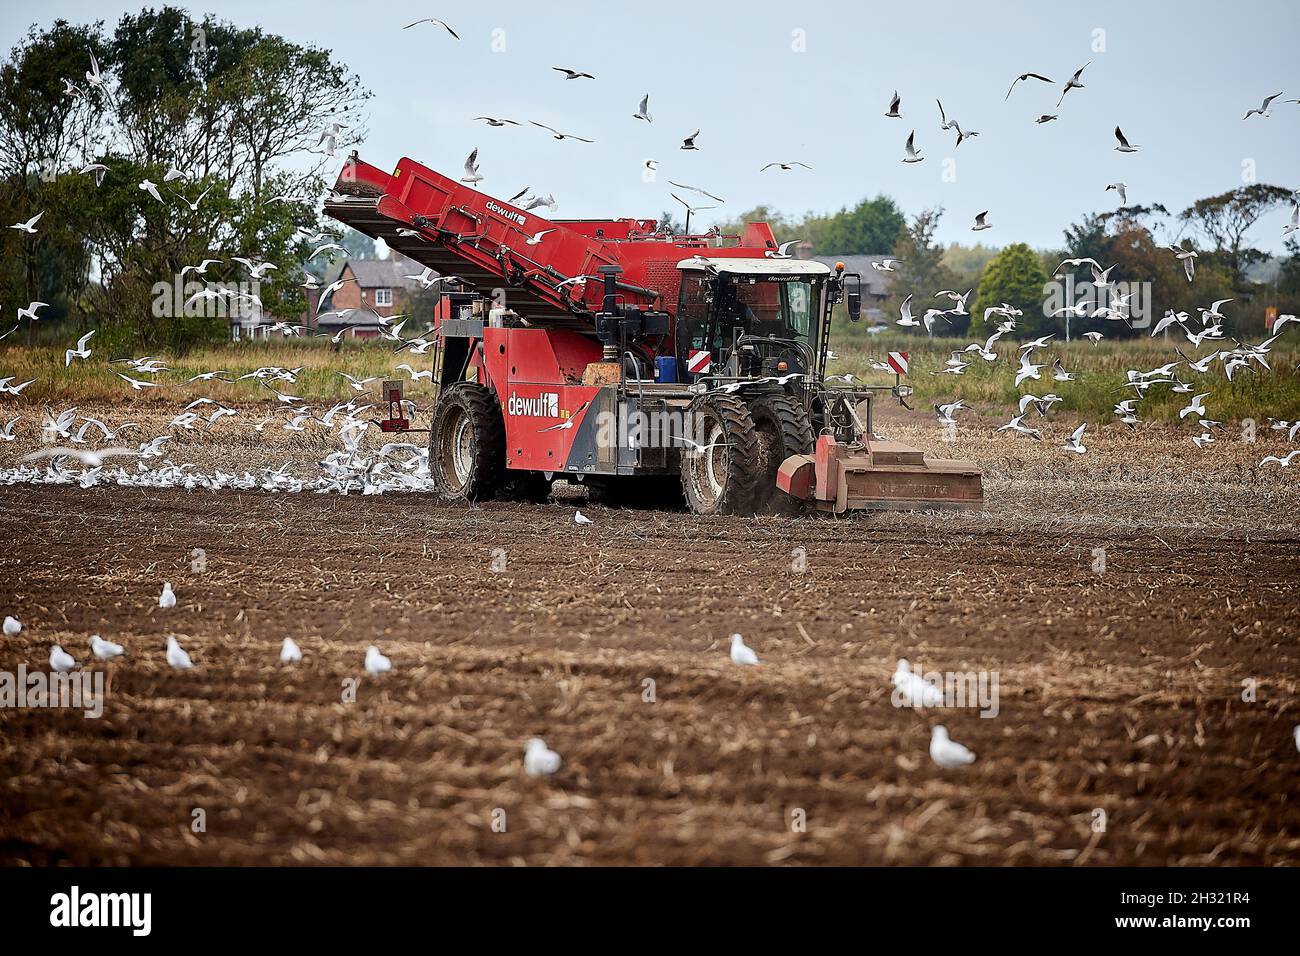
left=655, top=356, right=678, bottom=383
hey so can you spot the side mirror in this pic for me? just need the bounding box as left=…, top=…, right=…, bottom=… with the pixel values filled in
left=846, top=290, right=862, bottom=322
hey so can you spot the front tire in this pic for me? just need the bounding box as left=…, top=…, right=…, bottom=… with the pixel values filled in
left=429, top=383, right=505, bottom=500
left=749, top=393, right=814, bottom=515
left=680, top=393, right=761, bottom=515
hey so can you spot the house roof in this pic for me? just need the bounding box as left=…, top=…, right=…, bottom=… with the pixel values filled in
left=323, top=253, right=432, bottom=290
left=808, top=255, right=893, bottom=297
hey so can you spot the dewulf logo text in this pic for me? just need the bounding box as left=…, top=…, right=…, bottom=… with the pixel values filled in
left=508, top=392, right=559, bottom=417
left=486, top=201, right=526, bottom=226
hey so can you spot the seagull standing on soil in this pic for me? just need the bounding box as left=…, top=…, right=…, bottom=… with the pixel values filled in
left=90, top=635, right=124, bottom=661
left=894, top=659, right=944, bottom=707
left=50, top=645, right=76, bottom=673
left=159, top=582, right=176, bottom=609
left=280, top=637, right=302, bottom=663
left=364, top=644, right=392, bottom=674
left=524, top=738, right=562, bottom=776
left=730, top=633, right=759, bottom=666
left=166, top=636, right=193, bottom=669
left=3, top=616, right=20, bottom=636
left=930, top=725, right=976, bottom=768
left=574, top=510, right=593, bottom=525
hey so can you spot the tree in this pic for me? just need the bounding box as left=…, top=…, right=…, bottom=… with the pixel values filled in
left=970, top=243, right=1052, bottom=338
left=1180, top=184, right=1292, bottom=289
left=805, top=195, right=904, bottom=255
left=0, top=7, right=370, bottom=350
left=889, top=208, right=964, bottom=336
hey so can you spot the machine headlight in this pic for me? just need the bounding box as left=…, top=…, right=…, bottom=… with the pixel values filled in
left=893, top=385, right=914, bottom=399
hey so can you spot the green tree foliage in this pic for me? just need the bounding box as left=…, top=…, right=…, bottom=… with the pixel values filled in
left=971, top=243, right=1052, bottom=338
left=1180, top=184, right=1293, bottom=290
left=0, top=7, right=370, bottom=351
left=710, top=195, right=904, bottom=256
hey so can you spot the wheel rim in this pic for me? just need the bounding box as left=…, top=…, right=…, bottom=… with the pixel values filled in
left=703, top=420, right=727, bottom=499
left=438, top=404, right=472, bottom=491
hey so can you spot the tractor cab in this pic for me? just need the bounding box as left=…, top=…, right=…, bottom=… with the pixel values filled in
left=674, top=258, right=832, bottom=382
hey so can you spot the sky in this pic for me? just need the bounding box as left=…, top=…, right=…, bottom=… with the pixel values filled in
left=3, top=0, right=1298, bottom=255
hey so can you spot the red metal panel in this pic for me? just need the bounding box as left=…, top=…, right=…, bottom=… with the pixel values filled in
left=502, top=383, right=599, bottom=471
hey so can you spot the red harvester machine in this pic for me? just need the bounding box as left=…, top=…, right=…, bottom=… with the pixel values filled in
left=325, top=152, right=982, bottom=515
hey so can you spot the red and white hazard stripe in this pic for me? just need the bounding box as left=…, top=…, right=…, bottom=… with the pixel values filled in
left=887, top=351, right=909, bottom=376
left=686, top=349, right=711, bottom=374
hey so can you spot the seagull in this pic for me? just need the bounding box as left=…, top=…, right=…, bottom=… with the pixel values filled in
left=2, top=616, right=20, bottom=636
left=1197, top=298, right=1234, bottom=323
left=403, top=18, right=459, bottom=38
left=139, top=179, right=162, bottom=201
left=280, top=637, right=302, bottom=664
left=473, top=116, right=519, bottom=127
left=1061, top=423, right=1088, bottom=455
left=525, top=228, right=557, bottom=245
left=971, top=210, right=991, bottom=231
left=729, top=633, right=759, bottom=666
left=894, top=659, right=943, bottom=707
left=159, top=582, right=177, bottom=609
left=90, top=635, right=124, bottom=661
left=85, top=52, right=104, bottom=88
left=633, top=94, right=652, bottom=123
left=1035, top=114, right=1059, bottom=124
left=530, top=121, right=593, bottom=143
left=8, top=211, right=43, bottom=233
left=680, top=129, right=700, bottom=150
left=1113, top=126, right=1139, bottom=153
left=1179, top=392, right=1210, bottom=419
left=116, top=372, right=159, bottom=390
left=1056, top=62, right=1091, bottom=107
left=180, top=259, right=222, bottom=278
left=574, top=510, right=593, bottom=525
left=0, top=417, right=18, bottom=441
left=1242, top=92, right=1284, bottom=119
left=64, top=330, right=94, bottom=367
left=166, top=636, right=193, bottom=669
left=1014, top=353, right=1043, bottom=386
left=1005, top=71, right=1053, bottom=100
left=667, top=181, right=724, bottom=203
left=524, top=738, right=562, bottom=776
left=871, top=258, right=903, bottom=272
left=1051, top=358, right=1075, bottom=382
left=230, top=257, right=277, bottom=279
left=1105, top=182, right=1128, bottom=205
left=551, top=67, right=594, bottom=80
left=884, top=91, right=903, bottom=118
left=1260, top=450, right=1300, bottom=467
left=79, top=162, right=108, bottom=186
left=901, top=130, right=923, bottom=163
left=760, top=161, right=813, bottom=171
left=364, top=644, right=392, bottom=675
left=896, top=294, right=919, bottom=327
left=461, top=148, right=483, bottom=184
left=50, top=645, right=77, bottom=673
left=930, top=725, right=976, bottom=768
left=997, top=414, right=1042, bottom=441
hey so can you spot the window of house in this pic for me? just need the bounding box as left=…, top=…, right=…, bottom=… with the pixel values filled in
left=374, top=288, right=392, bottom=306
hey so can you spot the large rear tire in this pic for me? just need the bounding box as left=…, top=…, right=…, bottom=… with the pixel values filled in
left=680, top=393, right=761, bottom=515
left=429, top=383, right=505, bottom=501
left=749, top=393, right=815, bottom=515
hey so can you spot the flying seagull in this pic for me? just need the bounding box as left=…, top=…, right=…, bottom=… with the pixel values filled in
left=1056, top=62, right=1091, bottom=107
left=461, top=148, right=482, bottom=184
left=680, top=129, right=700, bottom=150
left=902, top=130, right=923, bottom=163
left=633, top=94, right=652, bottom=123
left=1113, top=126, right=1140, bottom=153
left=971, top=210, right=991, bottom=231
left=884, top=91, right=903, bottom=118
left=473, top=116, right=519, bottom=127
left=403, top=19, right=459, bottom=38
left=760, top=161, right=812, bottom=171
left=551, top=67, right=594, bottom=80
left=1005, top=71, right=1053, bottom=100
left=1105, top=182, right=1128, bottom=205
left=530, top=121, right=593, bottom=143
left=1243, top=92, right=1284, bottom=119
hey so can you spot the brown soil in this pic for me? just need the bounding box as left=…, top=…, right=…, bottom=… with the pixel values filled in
left=2, top=444, right=1298, bottom=864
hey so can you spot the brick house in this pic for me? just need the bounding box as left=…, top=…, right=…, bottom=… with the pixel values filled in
left=314, top=254, right=432, bottom=339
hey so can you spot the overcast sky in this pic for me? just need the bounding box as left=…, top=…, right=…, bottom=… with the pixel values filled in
left=4, top=0, right=1298, bottom=254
